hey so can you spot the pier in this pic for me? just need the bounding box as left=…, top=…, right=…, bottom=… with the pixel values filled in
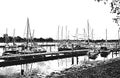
left=0, top=44, right=56, bottom=48
left=0, top=42, right=119, bottom=67
left=0, top=49, right=89, bottom=67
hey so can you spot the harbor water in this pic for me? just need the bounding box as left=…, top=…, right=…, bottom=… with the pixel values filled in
left=0, top=42, right=119, bottom=77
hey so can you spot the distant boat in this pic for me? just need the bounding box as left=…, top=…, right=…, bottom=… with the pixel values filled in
left=58, top=41, right=72, bottom=51
left=99, top=29, right=111, bottom=58
left=87, top=48, right=99, bottom=60
left=73, top=45, right=89, bottom=50
left=2, top=44, right=19, bottom=56
left=100, top=47, right=110, bottom=58
left=2, top=29, right=19, bottom=56
left=58, top=43, right=88, bottom=51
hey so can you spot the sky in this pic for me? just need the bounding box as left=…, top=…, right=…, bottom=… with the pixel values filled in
left=0, top=0, right=119, bottom=40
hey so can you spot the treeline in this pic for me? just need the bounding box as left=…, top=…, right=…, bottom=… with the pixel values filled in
left=0, top=36, right=54, bottom=43
left=0, top=35, right=119, bottom=43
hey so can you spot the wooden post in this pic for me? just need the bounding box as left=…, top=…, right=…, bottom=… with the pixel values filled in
left=116, top=44, right=117, bottom=56
left=112, top=51, right=113, bottom=58
left=21, top=69, right=24, bottom=75
left=116, top=51, right=117, bottom=56
left=76, top=56, right=79, bottom=65
left=50, top=46, right=51, bottom=52
left=72, top=57, right=74, bottom=65
left=21, top=64, right=24, bottom=76
left=72, top=44, right=74, bottom=65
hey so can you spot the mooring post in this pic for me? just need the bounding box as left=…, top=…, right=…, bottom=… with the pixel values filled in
left=116, top=51, right=117, bottom=56
left=50, top=46, right=52, bottom=52
left=21, top=69, right=24, bottom=76
left=21, top=64, right=24, bottom=76
left=76, top=56, right=79, bottom=65
left=72, top=57, right=74, bottom=65
left=112, top=51, right=113, bottom=58
left=72, top=44, right=74, bottom=65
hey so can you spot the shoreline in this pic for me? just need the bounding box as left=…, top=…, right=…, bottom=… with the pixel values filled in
left=0, top=55, right=120, bottom=78
left=46, top=57, right=120, bottom=78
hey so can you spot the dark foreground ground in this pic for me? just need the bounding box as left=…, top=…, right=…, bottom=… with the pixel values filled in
left=46, top=57, right=120, bottom=78
left=1, top=57, right=120, bottom=78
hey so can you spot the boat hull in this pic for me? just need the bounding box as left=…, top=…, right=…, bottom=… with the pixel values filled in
left=100, top=51, right=110, bottom=57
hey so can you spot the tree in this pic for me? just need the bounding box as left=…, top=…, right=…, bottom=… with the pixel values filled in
left=95, top=0, right=120, bottom=26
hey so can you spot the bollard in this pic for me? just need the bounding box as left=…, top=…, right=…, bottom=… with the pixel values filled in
left=112, top=51, right=113, bottom=58
left=50, top=46, right=52, bottom=52
left=21, top=69, right=24, bottom=75
left=116, top=51, right=117, bottom=56
left=72, top=57, right=74, bottom=65
left=71, top=44, right=74, bottom=65
left=76, top=56, right=79, bottom=64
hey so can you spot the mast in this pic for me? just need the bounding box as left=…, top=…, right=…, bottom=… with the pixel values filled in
left=68, top=30, right=70, bottom=40
left=84, top=28, right=86, bottom=42
left=5, top=28, right=8, bottom=44
left=66, top=26, right=68, bottom=40
left=32, top=29, right=35, bottom=45
left=76, top=28, right=78, bottom=40
left=32, top=30, right=34, bottom=39
left=27, top=18, right=29, bottom=45
left=118, top=28, right=120, bottom=45
left=66, top=26, right=67, bottom=40
left=91, top=29, right=93, bottom=40
left=13, top=29, right=15, bottom=45
left=87, top=20, right=90, bottom=44
left=61, top=26, right=63, bottom=40
left=58, top=26, right=60, bottom=40
left=106, top=28, right=107, bottom=46
left=26, top=18, right=32, bottom=45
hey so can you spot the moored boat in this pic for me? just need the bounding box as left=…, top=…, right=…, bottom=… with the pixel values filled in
left=88, top=48, right=99, bottom=60
left=2, top=29, right=19, bottom=56
left=100, top=47, right=110, bottom=58
left=19, top=18, right=46, bottom=54
left=2, top=18, right=47, bottom=56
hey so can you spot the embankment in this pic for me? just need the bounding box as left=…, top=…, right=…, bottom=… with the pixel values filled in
left=46, top=57, right=120, bottom=78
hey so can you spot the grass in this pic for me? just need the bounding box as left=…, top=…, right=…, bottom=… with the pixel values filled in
left=46, top=57, right=120, bottom=78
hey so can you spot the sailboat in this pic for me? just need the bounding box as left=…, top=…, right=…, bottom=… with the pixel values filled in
left=100, top=47, right=110, bottom=57
left=58, top=42, right=72, bottom=51
left=19, top=18, right=46, bottom=54
left=58, top=26, right=72, bottom=51
left=58, top=27, right=88, bottom=51
left=88, top=48, right=99, bottom=60
left=100, top=29, right=111, bottom=58
left=2, top=29, right=19, bottom=56
left=87, top=20, right=99, bottom=60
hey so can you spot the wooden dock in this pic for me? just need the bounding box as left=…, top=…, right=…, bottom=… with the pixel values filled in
left=0, top=44, right=56, bottom=48
left=0, top=49, right=89, bottom=67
